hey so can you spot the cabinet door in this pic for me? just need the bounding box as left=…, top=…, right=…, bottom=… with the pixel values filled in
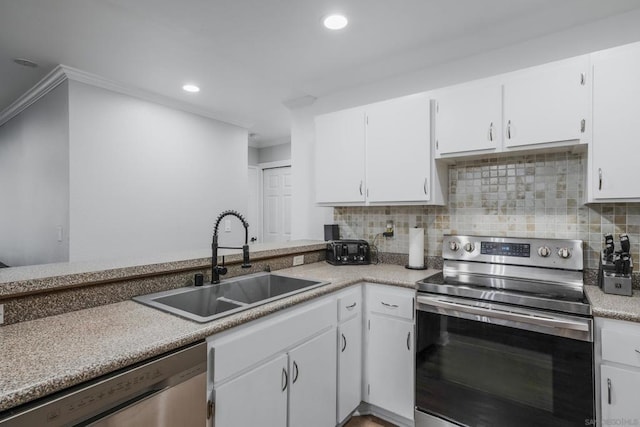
left=367, top=315, right=414, bottom=420
left=434, top=81, right=501, bottom=157
left=504, top=56, right=589, bottom=149
left=366, top=94, right=431, bottom=203
left=288, top=329, right=337, bottom=427
left=600, top=365, right=640, bottom=422
left=315, top=108, right=366, bottom=204
left=215, top=354, right=288, bottom=427
left=591, top=43, right=640, bottom=200
left=338, top=315, right=363, bottom=423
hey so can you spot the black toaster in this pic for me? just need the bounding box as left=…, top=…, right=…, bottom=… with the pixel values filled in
left=326, top=240, right=371, bottom=265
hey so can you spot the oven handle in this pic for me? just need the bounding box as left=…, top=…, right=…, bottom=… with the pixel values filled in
left=416, top=295, right=590, bottom=332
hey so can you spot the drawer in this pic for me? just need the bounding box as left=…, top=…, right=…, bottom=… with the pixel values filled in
left=366, top=285, right=414, bottom=321
left=602, top=326, right=640, bottom=367
left=338, top=287, right=362, bottom=321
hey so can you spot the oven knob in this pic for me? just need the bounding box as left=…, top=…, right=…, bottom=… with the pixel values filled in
left=537, top=246, right=551, bottom=257
left=464, top=243, right=475, bottom=253
left=449, top=241, right=459, bottom=251
left=558, top=248, right=571, bottom=259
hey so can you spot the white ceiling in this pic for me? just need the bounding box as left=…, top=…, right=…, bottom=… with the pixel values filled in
left=2, top=0, right=640, bottom=147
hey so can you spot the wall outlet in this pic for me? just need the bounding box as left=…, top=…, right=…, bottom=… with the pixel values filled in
left=293, top=255, right=304, bottom=266
left=0, top=304, right=4, bottom=325
left=225, top=219, right=231, bottom=232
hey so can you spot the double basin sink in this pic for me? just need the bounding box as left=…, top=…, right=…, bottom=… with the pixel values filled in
left=133, top=272, right=329, bottom=323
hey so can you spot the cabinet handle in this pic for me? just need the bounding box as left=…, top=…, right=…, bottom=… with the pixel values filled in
left=581, top=119, right=586, bottom=133
left=423, top=178, right=428, bottom=195
left=599, top=168, right=603, bottom=191
left=207, top=400, right=215, bottom=420
left=282, top=367, right=288, bottom=391
left=342, top=333, right=347, bottom=352
left=635, top=349, right=640, bottom=354
left=488, top=122, right=494, bottom=141
left=359, top=181, right=363, bottom=196
left=381, top=301, right=399, bottom=309
left=580, top=72, right=586, bottom=85
left=608, top=378, right=612, bottom=405
left=346, top=302, right=357, bottom=309
left=507, top=120, right=512, bottom=139
left=292, top=361, right=299, bottom=384
left=435, top=140, right=439, bottom=150
left=407, top=331, right=411, bottom=350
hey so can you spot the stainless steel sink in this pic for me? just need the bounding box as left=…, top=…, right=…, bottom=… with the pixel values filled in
left=133, top=272, right=328, bottom=323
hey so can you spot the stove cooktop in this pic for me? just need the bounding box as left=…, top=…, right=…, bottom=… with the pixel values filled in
left=418, top=235, right=591, bottom=316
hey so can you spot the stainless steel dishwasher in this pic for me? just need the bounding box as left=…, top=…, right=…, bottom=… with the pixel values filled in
left=0, top=341, right=207, bottom=427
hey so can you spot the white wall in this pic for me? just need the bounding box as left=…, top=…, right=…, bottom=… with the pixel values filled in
left=258, top=142, right=291, bottom=164
left=248, top=146, right=259, bottom=166
left=0, top=81, right=70, bottom=266
left=290, top=9, right=640, bottom=240
left=68, top=81, right=248, bottom=262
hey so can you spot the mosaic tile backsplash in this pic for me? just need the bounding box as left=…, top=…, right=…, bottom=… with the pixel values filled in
left=334, top=151, right=640, bottom=270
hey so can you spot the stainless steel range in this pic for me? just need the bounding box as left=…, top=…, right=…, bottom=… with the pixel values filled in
left=415, top=235, right=594, bottom=427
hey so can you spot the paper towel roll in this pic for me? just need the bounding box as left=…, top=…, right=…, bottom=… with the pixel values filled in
left=408, top=227, right=425, bottom=268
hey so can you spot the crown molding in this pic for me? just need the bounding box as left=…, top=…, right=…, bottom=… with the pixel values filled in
left=0, top=65, right=68, bottom=127
left=0, top=64, right=253, bottom=130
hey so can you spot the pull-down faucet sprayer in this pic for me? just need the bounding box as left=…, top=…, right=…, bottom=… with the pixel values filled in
left=211, top=210, right=251, bottom=284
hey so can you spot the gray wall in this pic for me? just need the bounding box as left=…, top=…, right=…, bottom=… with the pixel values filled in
left=258, top=142, right=290, bottom=163
left=0, top=81, right=70, bottom=267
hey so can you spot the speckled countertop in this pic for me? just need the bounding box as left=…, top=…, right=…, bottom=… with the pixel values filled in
left=0, top=262, right=438, bottom=413
left=585, top=285, right=640, bottom=322
left=0, top=240, right=326, bottom=298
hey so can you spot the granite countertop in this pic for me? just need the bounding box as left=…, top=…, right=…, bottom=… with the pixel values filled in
left=0, top=262, right=438, bottom=413
left=0, top=240, right=326, bottom=298
left=584, top=285, right=640, bottom=322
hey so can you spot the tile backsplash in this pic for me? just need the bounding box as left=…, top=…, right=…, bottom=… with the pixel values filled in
left=334, top=151, right=640, bottom=270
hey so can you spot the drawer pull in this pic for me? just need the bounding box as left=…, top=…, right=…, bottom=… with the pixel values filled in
left=346, top=302, right=357, bottom=310
left=381, top=301, right=399, bottom=309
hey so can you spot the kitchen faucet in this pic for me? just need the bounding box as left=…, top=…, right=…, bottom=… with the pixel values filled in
left=211, top=210, right=251, bottom=284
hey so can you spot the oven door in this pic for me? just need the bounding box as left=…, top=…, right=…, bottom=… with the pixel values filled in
left=416, top=294, right=594, bottom=427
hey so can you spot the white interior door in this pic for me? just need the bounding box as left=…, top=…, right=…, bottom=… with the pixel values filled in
left=263, top=166, right=292, bottom=243
left=247, top=166, right=260, bottom=243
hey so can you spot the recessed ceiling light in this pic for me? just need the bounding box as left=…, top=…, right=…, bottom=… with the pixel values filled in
left=13, top=58, right=38, bottom=68
left=182, top=84, right=200, bottom=93
left=323, top=14, right=348, bottom=30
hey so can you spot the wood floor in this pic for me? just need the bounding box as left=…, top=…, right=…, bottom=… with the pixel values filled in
left=343, top=414, right=397, bottom=427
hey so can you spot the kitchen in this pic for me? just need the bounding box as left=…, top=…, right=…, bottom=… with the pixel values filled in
left=2, top=1, right=640, bottom=426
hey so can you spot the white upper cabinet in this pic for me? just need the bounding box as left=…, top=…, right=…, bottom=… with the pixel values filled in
left=366, top=94, right=432, bottom=203
left=434, top=80, right=502, bottom=157
left=315, top=107, right=366, bottom=204
left=590, top=42, right=640, bottom=201
left=314, top=94, right=446, bottom=206
left=433, top=55, right=590, bottom=159
left=503, top=55, right=590, bottom=150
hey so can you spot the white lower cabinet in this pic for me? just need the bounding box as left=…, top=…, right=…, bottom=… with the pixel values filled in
left=597, top=317, right=640, bottom=425
left=364, top=284, right=415, bottom=422
left=600, top=365, right=640, bottom=422
left=208, top=283, right=416, bottom=427
left=289, top=329, right=337, bottom=427
left=215, top=354, right=288, bottom=427
left=337, top=311, right=363, bottom=422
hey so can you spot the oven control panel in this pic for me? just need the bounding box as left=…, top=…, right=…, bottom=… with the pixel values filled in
left=443, top=235, right=583, bottom=270
left=481, top=242, right=531, bottom=257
